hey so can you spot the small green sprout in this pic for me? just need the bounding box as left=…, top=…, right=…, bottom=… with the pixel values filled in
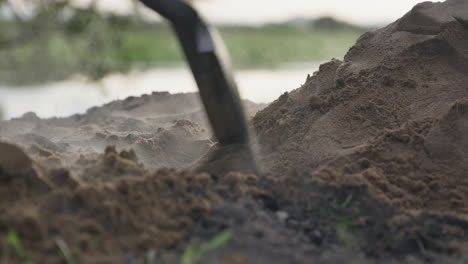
left=6, top=230, right=33, bottom=264
left=341, top=194, right=353, bottom=209
left=180, top=231, right=233, bottom=264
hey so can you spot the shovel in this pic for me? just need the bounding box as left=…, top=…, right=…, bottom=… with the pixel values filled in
left=139, top=0, right=258, bottom=174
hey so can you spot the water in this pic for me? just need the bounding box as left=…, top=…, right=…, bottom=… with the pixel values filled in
left=0, top=64, right=320, bottom=120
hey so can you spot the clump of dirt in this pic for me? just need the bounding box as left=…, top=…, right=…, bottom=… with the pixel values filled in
left=1, top=0, right=468, bottom=263
left=0, top=141, right=262, bottom=263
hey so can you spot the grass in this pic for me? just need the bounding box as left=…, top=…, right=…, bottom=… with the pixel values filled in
left=341, top=194, right=354, bottom=209
left=143, top=231, right=233, bottom=264
left=180, top=231, right=233, bottom=264
left=221, top=26, right=361, bottom=67
left=1, top=230, right=231, bottom=264
left=3, top=230, right=33, bottom=264
left=0, top=21, right=363, bottom=85
left=120, top=230, right=235, bottom=264
left=1, top=230, right=102, bottom=264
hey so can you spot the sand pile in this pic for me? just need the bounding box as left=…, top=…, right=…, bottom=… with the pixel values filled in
left=1, top=0, right=468, bottom=263
left=0, top=92, right=264, bottom=171
left=254, top=0, right=468, bottom=214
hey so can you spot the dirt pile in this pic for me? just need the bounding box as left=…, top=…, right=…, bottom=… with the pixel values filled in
left=1, top=0, right=468, bottom=263
left=0, top=142, right=262, bottom=263
left=0, top=92, right=264, bottom=170
left=254, top=0, right=468, bottom=215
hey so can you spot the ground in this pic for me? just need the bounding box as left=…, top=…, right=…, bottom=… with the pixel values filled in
left=1, top=0, right=468, bottom=263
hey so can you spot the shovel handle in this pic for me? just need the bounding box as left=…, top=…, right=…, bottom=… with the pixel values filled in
left=139, top=0, right=250, bottom=146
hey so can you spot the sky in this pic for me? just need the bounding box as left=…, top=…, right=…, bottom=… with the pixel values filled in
left=75, top=0, right=432, bottom=26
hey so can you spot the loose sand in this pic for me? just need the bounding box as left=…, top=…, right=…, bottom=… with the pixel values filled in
left=1, top=0, right=468, bottom=263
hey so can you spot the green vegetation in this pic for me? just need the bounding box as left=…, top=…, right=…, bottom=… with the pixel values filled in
left=180, top=231, right=233, bottom=264
left=3, top=230, right=33, bottom=264
left=221, top=25, right=361, bottom=67
left=142, top=231, right=233, bottom=264
left=341, top=194, right=354, bottom=208
left=0, top=1, right=364, bottom=85
left=1, top=229, right=231, bottom=264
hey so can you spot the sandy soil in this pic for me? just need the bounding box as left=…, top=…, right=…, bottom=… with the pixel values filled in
left=1, top=0, right=468, bottom=263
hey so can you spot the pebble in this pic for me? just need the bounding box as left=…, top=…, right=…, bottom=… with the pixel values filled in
left=276, top=211, right=289, bottom=222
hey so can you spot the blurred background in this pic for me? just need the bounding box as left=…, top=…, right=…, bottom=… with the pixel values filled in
left=0, top=0, right=427, bottom=120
